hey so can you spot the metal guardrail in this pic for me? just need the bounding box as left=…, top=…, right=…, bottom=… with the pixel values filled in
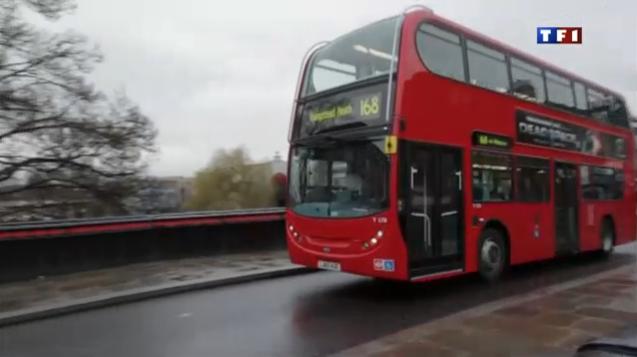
left=0, top=207, right=286, bottom=240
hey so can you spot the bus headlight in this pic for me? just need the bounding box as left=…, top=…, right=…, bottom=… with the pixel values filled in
left=288, top=225, right=301, bottom=241
left=362, top=231, right=383, bottom=249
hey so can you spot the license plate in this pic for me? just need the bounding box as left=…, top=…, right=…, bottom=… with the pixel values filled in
left=317, top=260, right=341, bottom=271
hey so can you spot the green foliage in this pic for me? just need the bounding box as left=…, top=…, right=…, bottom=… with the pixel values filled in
left=187, top=147, right=275, bottom=210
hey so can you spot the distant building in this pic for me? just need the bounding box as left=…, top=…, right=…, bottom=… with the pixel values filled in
left=132, top=176, right=194, bottom=213
left=270, top=152, right=287, bottom=175
left=249, top=152, right=287, bottom=175
left=0, top=184, right=112, bottom=222
left=0, top=152, right=289, bottom=222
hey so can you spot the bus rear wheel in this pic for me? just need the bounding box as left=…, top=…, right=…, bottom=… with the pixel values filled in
left=600, top=219, right=615, bottom=259
left=478, top=228, right=507, bottom=283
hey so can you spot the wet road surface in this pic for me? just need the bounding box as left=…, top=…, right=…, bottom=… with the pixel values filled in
left=0, top=248, right=634, bottom=357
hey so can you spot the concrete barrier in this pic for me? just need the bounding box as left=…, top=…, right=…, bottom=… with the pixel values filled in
left=0, top=214, right=286, bottom=283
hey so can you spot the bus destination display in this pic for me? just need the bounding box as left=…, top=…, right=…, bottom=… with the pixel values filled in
left=472, top=131, right=512, bottom=149
left=298, top=82, right=387, bottom=137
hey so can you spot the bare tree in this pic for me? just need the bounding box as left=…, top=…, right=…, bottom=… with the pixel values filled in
left=0, top=0, right=157, bottom=221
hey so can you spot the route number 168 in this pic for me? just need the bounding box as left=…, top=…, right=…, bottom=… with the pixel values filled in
left=360, top=96, right=380, bottom=117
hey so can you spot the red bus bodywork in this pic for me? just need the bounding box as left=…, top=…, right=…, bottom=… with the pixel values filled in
left=287, top=9, right=636, bottom=282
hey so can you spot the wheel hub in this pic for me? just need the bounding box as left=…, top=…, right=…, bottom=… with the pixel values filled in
left=481, top=239, right=501, bottom=269
left=603, top=233, right=613, bottom=252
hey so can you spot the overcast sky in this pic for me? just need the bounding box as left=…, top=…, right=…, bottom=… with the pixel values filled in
left=49, top=0, right=637, bottom=177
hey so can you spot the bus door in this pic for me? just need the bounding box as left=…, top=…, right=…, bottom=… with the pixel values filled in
left=403, top=143, right=464, bottom=277
left=554, top=162, right=579, bottom=254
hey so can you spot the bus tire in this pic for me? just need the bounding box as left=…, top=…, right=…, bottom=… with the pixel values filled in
left=600, top=219, right=615, bottom=259
left=478, top=228, right=507, bottom=283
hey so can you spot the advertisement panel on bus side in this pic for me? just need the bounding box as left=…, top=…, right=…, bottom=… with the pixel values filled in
left=516, top=110, right=626, bottom=159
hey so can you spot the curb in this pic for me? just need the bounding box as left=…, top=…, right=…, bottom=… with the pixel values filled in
left=0, top=266, right=315, bottom=328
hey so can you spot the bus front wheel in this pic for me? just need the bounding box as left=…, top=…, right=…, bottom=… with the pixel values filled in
left=478, top=228, right=507, bottom=283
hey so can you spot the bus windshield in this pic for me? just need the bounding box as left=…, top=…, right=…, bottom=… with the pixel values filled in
left=302, top=17, right=399, bottom=96
left=289, top=138, right=389, bottom=218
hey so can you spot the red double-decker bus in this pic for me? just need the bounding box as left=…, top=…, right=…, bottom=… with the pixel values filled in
left=286, top=7, right=636, bottom=282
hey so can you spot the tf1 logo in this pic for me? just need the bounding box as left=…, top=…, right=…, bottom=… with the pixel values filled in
left=537, top=27, right=582, bottom=44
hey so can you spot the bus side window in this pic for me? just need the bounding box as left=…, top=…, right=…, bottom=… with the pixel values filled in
left=609, top=97, right=629, bottom=127
left=587, top=88, right=610, bottom=123
left=466, top=40, right=509, bottom=93
left=472, top=151, right=512, bottom=202
left=510, top=57, right=545, bottom=103
left=582, top=166, right=624, bottom=200
left=416, top=24, right=466, bottom=82
left=574, top=81, right=587, bottom=112
left=515, top=157, right=550, bottom=202
left=546, top=71, right=575, bottom=108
